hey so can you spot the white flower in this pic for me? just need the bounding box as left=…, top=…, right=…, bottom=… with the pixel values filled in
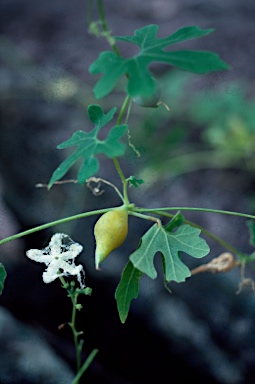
left=26, top=233, right=85, bottom=288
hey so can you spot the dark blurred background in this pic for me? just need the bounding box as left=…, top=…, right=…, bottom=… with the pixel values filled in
left=1, top=0, right=255, bottom=383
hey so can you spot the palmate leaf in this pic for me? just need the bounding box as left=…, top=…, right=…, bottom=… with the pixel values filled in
left=49, top=105, right=128, bottom=187
left=130, top=223, right=210, bottom=282
left=115, top=216, right=209, bottom=323
left=0, top=263, right=7, bottom=295
left=115, top=213, right=182, bottom=323
left=89, top=24, right=230, bottom=99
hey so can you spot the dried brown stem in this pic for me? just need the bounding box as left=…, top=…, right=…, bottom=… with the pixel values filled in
left=191, top=252, right=240, bottom=275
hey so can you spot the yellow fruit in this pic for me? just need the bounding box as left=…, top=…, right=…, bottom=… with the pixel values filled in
left=94, top=206, right=128, bottom=269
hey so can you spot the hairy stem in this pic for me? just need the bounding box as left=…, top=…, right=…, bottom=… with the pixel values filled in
left=59, top=277, right=98, bottom=384
left=59, top=276, right=83, bottom=373
left=70, top=293, right=83, bottom=371
left=96, top=0, right=121, bottom=56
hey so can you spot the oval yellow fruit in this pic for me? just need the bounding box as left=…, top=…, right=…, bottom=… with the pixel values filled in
left=94, top=206, right=128, bottom=269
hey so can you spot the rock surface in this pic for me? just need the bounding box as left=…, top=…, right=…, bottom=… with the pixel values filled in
left=0, top=306, right=74, bottom=384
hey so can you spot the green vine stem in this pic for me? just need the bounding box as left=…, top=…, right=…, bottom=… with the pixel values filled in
left=112, top=158, right=129, bottom=205
left=135, top=206, right=255, bottom=221
left=1, top=204, right=255, bottom=253
left=0, top=207, right=112, bottom=246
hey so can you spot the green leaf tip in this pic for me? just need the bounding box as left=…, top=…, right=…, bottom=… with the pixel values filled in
left=115, top=261, right=143, bottom=323
left=87, top=104, right=116, bottom=126
left=0, top=263, right=7, bottom=295
left=89, top=24, right=230, bottom=99
left=48, top=105, right=128, bottom=187
left=130, top=223, right=210, bottom=283
left=247, top=220, right=255, bottom=247
left=164, top=211, right=184, bottom=232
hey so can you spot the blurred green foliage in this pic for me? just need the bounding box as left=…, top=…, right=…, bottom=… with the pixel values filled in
left=133, top=71, right=255, bottom=179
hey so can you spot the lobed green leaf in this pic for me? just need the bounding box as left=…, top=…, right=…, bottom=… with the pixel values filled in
left=89, top=24, right=230, bottom=99
left=49, top=105, right=128, bottom=187
left=115, top=25, right=214, bottom=47
left=161, top=50, right=230, bottom=74
left=130, top=223, right=210, bottom=283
